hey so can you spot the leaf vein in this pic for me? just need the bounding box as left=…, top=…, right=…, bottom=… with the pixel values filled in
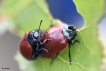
left=58, top=56, right=89, bottom=71
left=78, top=31, right=92, bottom=54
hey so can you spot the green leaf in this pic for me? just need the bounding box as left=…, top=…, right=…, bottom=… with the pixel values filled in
left=14, top=0, right=104, bottom=71
left=3, top=0, right=53, bottom=35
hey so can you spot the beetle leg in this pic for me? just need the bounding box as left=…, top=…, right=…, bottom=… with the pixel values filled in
left=43, top=48, right=49, bottom=53
left=40, top=39, right=52, bottom=45
left=41, top=48, right=48, bottom=53
left=50, top=52, right=59, bottom=65
left=67, top=39, right=80, bottom=63
left=35, top=41, right=49, bottom=53
left=36, top=47, right=48, bottom=53
left=72, top=39, right=80, bottom=45
left=68, top=44, right=72, bottom=63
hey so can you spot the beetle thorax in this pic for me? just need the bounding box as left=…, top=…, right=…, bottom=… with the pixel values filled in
left=26, top=29, right=41, bottom=46
left=62, top=26, right=76, bottom=40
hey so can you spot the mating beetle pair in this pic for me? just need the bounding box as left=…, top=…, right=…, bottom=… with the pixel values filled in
left=19, top=20, right=80, bottom=64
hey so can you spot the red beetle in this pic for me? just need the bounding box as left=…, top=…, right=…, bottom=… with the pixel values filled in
left=19, top=20, right=51, bottom=60
left=40, top=23, right=80, bottom=64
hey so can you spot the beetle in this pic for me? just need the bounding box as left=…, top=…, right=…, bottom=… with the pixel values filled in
left=40, top=23, right=80, bottom=64
left=19, top=20, right=51, bottom=60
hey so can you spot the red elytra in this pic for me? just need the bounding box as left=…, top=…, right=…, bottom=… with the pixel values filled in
left=40, top=23, right=67, bottom=57
left=19, top=32, right=32, bottom=60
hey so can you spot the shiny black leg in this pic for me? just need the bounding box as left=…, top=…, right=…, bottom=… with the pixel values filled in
left=68, top=44, right=72, bottom=63
left=72, top=39, right=80, bottom=45
left=68, top=39, right=80, bottom=63
left=50, top=52, right=59, bottom=65
left=40, top=39, right=52, bottom=45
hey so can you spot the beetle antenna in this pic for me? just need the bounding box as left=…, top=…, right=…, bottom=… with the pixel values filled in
left=39, top=20, right=43, bottom=30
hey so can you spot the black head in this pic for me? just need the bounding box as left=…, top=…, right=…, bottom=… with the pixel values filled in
left=26, top=20, right=43, bottom=45
left=26, top=20, right=43, bottom=59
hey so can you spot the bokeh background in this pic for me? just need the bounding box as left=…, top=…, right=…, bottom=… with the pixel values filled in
left=0, top=0, right=105, bottom=71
